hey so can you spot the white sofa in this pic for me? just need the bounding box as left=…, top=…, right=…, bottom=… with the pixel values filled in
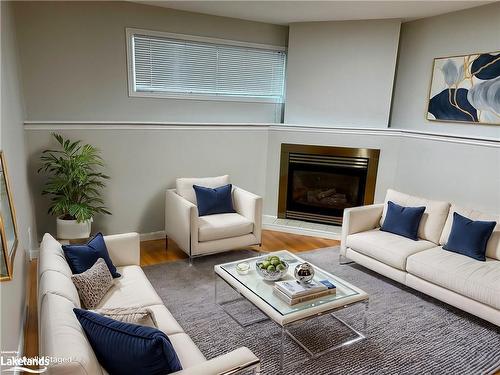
left=165, top=175, right=262, bottom=259
left=341, top=189, right=500, bottom=326
left=38, top=232, right=260, bottom=374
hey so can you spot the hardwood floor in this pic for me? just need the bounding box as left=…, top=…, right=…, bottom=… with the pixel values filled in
left=141, top=229, right=339, bottom=266
left=24, top=229, right=339, bottom=361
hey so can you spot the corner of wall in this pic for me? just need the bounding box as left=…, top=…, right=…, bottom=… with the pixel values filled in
left=0, top=0, right=36, bottom=357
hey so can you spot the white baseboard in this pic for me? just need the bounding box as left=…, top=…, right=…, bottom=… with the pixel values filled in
left=262, top=215, right=341, bottom=240
left=139, top=230, right=166, bottom=241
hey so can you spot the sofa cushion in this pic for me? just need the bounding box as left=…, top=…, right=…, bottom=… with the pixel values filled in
left=381, top=201, right=426, bottom=241
left=406, top=247, right=500, bottom=309
left=40, top=293, right=103, bottom=375
left=380, top=189, right=450, bottom=244
left=39, top=233, right=73, bottom=279
left=74, top=308, right=182, bottom=375
left=198, top=213, right=253, bottom=242
left=63, top=233, right=121, bottom=278
left=193, top=184, right=236, bottom=216
left=168, top=332, right=206, bottom=369
left=442, top=212, right=496, bottom=261
left=39, top=269, right=81, bottom=308
left=440, top=205, right=500, bottom=261
left=147, top=304, right=185, bottom=335
left=176, top=175, right=230, bottom=205
left=97, top=266, right=163, bottom=309
left=346, top=229, right=435, bottom=270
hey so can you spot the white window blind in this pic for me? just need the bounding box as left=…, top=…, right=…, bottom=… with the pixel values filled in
left=130, top=32, right=286, bottom=103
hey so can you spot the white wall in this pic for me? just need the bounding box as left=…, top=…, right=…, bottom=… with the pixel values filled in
left=0, top=1, right=36, bottom=357
left=25, top=126, right=269, bottom=237
left=391, top=2, right=500, bottom=138
left=392, top=136, right=500, bottom=211
left=284, top=19, right=401, bottom=127
left=13, top=1, right=288, bottom=123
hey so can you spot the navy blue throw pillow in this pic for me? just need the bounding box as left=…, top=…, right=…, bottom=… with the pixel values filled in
left=193, top=183, right=236, bottom=216
left=74, top=308, right=182, bottom=375
left=63, top=233, right=120, bottom=278
left=443, top=212, right=496, bottom=261
left=380, top=201, right=426, bottom=241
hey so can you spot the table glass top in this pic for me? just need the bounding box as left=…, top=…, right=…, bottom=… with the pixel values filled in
left=217, top=250, right=361, bottom=316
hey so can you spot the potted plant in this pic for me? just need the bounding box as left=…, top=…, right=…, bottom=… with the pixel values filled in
left=38, top=133, right=111, bottom=239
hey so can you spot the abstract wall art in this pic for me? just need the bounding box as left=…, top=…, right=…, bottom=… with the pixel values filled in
left=427, top=51, right=499, bottom=125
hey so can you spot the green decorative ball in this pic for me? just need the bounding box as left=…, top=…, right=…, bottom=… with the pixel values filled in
left=267, top=265, right=276, bottom=272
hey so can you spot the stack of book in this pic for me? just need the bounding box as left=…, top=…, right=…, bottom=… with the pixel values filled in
left=273, top=279, right=336, bottom=305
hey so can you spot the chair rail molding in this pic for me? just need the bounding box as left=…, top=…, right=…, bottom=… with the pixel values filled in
left=24, top=121, right=500, bottom=147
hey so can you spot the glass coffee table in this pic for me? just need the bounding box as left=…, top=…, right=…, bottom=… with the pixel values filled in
left=214, top=250, right=369, bottom=371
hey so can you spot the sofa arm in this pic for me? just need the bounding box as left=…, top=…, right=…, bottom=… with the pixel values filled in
left=165, top=189, right=199, bottom=255
left=104, top=232, right=140, bottom=267
left=172, top=347, right=260, bottom=375
left=233, top=186, right=263, bottom=244
left=341, top=203, right=384, bottom=255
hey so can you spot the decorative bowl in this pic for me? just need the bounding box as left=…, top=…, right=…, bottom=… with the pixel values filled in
left=255, top=258, right=289, bottom=281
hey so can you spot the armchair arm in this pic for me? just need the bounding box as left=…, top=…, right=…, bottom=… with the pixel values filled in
left=104, top=232, right=140, bottom=267
left=233, top=186, right=263, bottom=244
left=165, top=189, right=199, bottom=255
left=341, top=203, right=384, bottom=255
left=172, top=347, right=260, bottom=375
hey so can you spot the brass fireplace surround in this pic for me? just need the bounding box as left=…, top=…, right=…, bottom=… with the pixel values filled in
left=278, top=143, right=380, bottom=224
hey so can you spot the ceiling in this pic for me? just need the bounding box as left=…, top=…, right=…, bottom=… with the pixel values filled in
left=134, top=1, right=493, bottom=25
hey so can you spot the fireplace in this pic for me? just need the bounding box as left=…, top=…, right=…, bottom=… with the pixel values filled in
left=278, top=144, right=380, bottom=225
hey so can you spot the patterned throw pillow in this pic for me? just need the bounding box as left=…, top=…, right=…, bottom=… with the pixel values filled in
left=93, top=307, right=158, bottom=328
left=71, top=258, right=113, bottom=309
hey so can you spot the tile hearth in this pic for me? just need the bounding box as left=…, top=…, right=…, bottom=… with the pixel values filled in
left=263, top=216, right=342, bottom=240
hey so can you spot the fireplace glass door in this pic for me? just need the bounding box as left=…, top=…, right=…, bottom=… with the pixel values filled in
left=287, top=163, right=367, bottom=221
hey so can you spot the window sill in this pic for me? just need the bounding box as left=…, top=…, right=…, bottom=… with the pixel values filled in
left=129, top=90, right=284, bottom=104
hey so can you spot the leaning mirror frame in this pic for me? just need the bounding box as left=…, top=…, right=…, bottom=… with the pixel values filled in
left=0, top=151, right=19, bottom=281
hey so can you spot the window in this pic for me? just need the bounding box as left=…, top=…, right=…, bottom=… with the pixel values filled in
left=127, top=28, right=287, bottom=103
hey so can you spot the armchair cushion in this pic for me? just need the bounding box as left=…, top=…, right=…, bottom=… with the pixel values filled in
left=193, top=184, right=235, bottom=216
left=198, top=213, right=253, bottom=242
left=176, top=175, right=229, bottom=205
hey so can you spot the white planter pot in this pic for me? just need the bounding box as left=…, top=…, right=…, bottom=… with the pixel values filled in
left=56, top=217, right=92, bottom=240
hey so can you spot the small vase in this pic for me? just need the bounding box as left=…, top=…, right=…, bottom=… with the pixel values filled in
left=56, top=216, right=92, bottom=240
left=294, top=262, right=315, bottom=284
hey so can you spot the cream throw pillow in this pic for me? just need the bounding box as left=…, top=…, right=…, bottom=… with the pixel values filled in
left=93, top=306, right=158, bottom=328
left=71, top=258, right=113, bottom=309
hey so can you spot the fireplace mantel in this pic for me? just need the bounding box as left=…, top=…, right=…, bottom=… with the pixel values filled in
left=278, top=144, right=380, bottom=225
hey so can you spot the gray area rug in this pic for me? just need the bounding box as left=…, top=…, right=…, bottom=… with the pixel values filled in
left=143, top=247, right=500, bottom=374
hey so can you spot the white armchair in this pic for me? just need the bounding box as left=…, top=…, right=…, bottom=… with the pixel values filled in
left=165, top=175, right=263, bottom=259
